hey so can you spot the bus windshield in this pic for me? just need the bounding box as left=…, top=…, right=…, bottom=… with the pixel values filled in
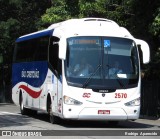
left=65, top=36, right=139, bottom=89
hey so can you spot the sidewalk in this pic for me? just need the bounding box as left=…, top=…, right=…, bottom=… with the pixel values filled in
left=0, top=102, right=13, bottom=105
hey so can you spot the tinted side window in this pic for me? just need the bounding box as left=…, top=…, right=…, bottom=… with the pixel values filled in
left=49, top=37, right=59, bottom=71
left=49, top=36, right=62, bottom=77
left=33, top=37, right=49, bottom=61
left=13, top=41, right=31, bottom=62
left=13, top=36, right=49, bottom=63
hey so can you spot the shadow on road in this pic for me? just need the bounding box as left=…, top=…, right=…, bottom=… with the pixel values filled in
left=0, top=114, right=34, bottom=128
left=30, top=113, right=156, bottom=129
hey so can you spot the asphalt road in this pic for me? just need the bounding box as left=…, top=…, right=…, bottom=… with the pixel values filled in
left=0, top=103, right=159, bottom=138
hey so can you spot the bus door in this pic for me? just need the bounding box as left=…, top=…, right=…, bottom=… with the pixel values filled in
left=51, top=59, right=62, bottom=114
left=57, top=60, right=62, bottom=115
left=51, top=71, right=58, bottom=113
left=48, top=36, right=60, bottom=114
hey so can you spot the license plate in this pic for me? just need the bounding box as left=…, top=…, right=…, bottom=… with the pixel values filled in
left=98, top=110, right=110, bottom=114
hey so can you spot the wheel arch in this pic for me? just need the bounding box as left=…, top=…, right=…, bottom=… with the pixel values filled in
left=19, top=89, right=23, bottom=106
left=46, top=93, right=52, bottom=113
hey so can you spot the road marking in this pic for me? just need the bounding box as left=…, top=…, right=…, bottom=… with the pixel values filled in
left=0, top=111, right=21, bottom=115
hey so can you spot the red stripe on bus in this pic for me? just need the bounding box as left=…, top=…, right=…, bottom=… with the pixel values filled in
left=19, top=85, right=42, bottom=98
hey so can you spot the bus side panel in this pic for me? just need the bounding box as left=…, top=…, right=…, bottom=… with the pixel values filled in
left=51, top=73, right=58, bottom=115
left=39, top=69, right=58, bottom=112
left=46, top=69, right=62, bottom=116
left=57, top=77, right=62, bottom=117
left=39, top=83, right=48, bottom=111
left=12, top=61, right=48, bottom=109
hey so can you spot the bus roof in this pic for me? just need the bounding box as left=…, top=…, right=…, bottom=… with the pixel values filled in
left=48, top=18, right=133, bottom=38
left=16, top=29, right=53, bottom=43
left=16, top=18, right=134, bottom=43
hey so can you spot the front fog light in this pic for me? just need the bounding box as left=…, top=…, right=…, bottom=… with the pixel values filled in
left=64, top=95, right=83, bottom=105
left=125, top=97, right=140, bottom=106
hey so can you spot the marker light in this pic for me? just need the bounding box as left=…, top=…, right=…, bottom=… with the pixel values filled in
left=125, top=97, right=140, bottom=106
left=64, top=95, right=83, bottom=105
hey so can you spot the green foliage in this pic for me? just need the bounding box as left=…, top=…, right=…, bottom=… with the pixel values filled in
left=150, top=8, right=160, bottom=37
left=0, top=18, right=20, bottom=48
left=41, top=6, right=70, bottom=24
left=38, top=0, right=70, bottom=29
left=0, top=0, right=51, bottom=64
left=78, top=0, right=107, bottom=17
left=65, top=0, right=79, bottom=17
left=40, top=0, right=134, bottom=27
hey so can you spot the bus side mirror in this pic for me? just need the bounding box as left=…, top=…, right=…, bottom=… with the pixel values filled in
left=136, top=39, right=150, bottom=64
left=59, top=37, right=67, bottom=60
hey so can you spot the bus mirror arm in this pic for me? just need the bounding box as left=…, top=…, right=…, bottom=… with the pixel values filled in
left=59, top=37, right=67, bottom=60
left=136, top=39, right=150, bottom=64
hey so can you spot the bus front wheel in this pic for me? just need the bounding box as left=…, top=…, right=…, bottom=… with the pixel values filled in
left=49, top=104, right=60, bottom=124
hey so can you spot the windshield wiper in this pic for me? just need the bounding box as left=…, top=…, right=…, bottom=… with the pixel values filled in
left=82, top=64, right=102, bottom=88
left=106, top=64, right=126, bottom=89
left=114, top=74, right=126, bottom=89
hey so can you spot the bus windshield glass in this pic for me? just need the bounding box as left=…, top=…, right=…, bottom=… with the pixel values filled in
left=65, top=36, right=139, bottom=89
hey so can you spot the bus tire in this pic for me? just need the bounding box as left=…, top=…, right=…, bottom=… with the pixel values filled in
left=49, top=104, right=60, bottom=124
left=19, top=93, right=28, bottom=115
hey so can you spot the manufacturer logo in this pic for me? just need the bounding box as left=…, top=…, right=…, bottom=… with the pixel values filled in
left=83, top=93, right=91, bottom=98
left=99, top=90, right=109, bottom=93
left=102, top=93, right=105, bottom=97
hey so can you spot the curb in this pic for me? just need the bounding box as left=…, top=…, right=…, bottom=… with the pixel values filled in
left=140, top=115, right=160, bottom=120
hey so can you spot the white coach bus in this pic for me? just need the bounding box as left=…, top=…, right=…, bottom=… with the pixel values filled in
left=12, top=18, right=150, bottom=124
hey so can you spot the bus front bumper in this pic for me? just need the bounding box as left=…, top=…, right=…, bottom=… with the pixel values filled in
left=62, top=107, right=140, bottom=121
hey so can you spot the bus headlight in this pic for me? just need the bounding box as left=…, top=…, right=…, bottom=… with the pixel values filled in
left=64, top=95, right=83, bottom=105
left=125, top=97, right=140, bottom=106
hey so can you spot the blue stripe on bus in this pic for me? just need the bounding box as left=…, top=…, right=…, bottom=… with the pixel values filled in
left=16, top=29, right=54, bottom=43
left=12, top=61, right=48, bottom=87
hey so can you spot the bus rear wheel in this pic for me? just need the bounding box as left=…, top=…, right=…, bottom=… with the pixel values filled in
left=20, top=94, right=29, bottom=115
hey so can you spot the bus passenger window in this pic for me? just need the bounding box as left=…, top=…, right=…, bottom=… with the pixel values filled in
left=49, top=36, right=60, bottom=76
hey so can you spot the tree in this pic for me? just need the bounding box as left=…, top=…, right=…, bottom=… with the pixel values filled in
left=0, top=0, right=51, bottom=96
left=40, top=0, right=134, bottom=28
left=40, top=0, right=70, bottom=28
left=150, top=8, right=160, bottom=38
left=147, top=7, right=160, bottom=79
